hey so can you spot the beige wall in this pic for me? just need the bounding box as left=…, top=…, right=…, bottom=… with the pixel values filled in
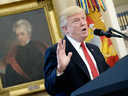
left=52, top=0, right=76, bottom=18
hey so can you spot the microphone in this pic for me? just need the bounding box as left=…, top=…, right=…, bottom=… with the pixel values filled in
left=94, top=29, right=122, bottom=38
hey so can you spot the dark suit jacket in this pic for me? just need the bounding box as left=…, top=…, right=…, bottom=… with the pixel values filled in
left=44, top=36, right=110, bottom=96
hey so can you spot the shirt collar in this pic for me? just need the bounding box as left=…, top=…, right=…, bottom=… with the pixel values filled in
left=26, top=39, right=30, bottom=44
left=66, top=35, right=86, bottom=49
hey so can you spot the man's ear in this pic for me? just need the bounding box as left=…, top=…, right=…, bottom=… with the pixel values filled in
left=28, top=34, right=32, bottom=38
left=62, top=26, right=69, bottom=34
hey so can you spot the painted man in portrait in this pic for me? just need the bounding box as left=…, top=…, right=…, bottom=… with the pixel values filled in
left=4, top=19, right=48, bottom=87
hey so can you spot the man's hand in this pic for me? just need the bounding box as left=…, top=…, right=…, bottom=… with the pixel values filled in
left=57, top=38, right=72, bottom=74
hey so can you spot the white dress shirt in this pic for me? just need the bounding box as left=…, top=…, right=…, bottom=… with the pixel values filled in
left=57, top=36, right=99, bottom=80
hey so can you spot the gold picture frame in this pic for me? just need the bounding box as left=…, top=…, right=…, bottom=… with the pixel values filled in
left=0, top=0, right=61, bottom=95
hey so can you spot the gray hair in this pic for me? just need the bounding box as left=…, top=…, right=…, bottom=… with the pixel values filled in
left=13, top=19, right=32, bottom=35
left=59, top=6, right=86, bottom=36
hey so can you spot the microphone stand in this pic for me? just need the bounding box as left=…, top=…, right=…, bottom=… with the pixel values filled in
left=108, top=27, right=128, bottom=41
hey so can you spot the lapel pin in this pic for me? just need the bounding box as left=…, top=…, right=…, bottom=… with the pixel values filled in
left=91, top=49, right=94, bottom=51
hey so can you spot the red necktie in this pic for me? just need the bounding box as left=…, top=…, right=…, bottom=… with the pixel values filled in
left=80, top=42, right=99, bottom=78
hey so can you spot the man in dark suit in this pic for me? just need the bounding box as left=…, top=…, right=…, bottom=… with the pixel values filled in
left=44, top=6, right=110, bottom=96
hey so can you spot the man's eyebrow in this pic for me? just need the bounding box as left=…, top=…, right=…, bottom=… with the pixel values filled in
left=73, top=18, right=79, bottom=20
left=72, top=16, right=85, bottom=20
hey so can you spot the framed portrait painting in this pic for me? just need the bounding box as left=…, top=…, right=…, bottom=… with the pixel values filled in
left=0, top=0, right=61, bottom=95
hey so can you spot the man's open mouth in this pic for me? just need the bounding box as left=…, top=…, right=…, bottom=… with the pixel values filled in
left=82, top=28, right=86, bottom=31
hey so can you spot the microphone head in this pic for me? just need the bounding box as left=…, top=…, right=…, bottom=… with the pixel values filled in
left=94, top=28, right=123, bottom=38
left=94, top=29, right=104, bottom=36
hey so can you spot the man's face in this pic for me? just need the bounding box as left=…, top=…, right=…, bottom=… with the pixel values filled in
left=15, top=25, right=31, bottom=46
left=63, top=13, right=88, bottom=42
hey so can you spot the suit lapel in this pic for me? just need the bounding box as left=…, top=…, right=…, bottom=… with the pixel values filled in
left=64, top=37, right=91, bottom=79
